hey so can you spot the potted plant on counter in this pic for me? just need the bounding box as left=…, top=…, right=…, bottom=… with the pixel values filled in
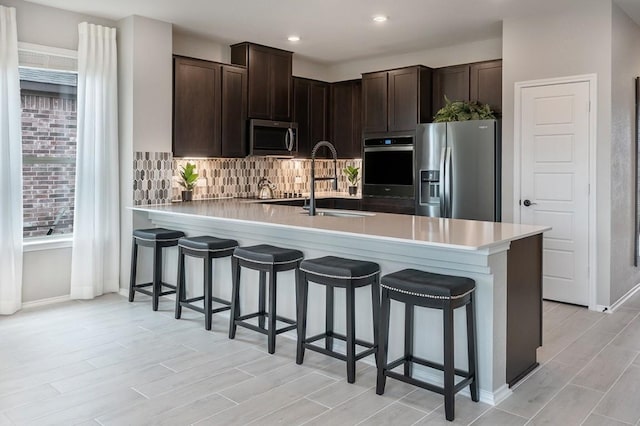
left=179, top=162, right=198, bottom=201
left=343, top=165, right=360, bottom=196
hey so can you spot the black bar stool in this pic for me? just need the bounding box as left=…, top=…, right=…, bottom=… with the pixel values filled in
left=296, top=256, right=380, bottom=383
left=228, top=244, right=303, bottom=354
left=376, top=268, right=478, bottom=422
left=174, top=236, right=238, bottom=330
left=129, top=228, right=185, bottom=311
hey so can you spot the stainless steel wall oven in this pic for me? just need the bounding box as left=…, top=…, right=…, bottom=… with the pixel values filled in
left=363, top=136, right=414, bottom=198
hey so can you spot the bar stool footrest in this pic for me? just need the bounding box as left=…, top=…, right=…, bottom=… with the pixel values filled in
left=235, top=319, right=297, bottom=336
left=304, top=331, right=375, bottom=349
left=303, top=331, right=377, bottom=362
left=132, top=282, right=154, bottom=289
left=386, top=355, right=472, bottom=379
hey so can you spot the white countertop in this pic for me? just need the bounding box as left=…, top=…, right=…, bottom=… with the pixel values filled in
left=132, top=199, right=549, bottom=251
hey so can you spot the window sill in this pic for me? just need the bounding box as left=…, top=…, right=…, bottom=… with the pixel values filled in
left=23, top=236, right=73, bottom=252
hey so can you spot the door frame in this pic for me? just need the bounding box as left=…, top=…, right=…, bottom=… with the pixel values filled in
left=513, top=74, right=597, bottom=310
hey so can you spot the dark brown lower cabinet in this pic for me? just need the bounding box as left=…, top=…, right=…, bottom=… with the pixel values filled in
left=506, top=234, right=543, bottom=386
left=361, top=197, right=415, bottom=215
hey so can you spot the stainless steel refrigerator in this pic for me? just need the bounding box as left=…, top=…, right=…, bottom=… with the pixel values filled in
left=415, top=120, right=501, bottom=221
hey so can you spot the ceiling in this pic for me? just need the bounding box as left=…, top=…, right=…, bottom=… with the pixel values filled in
left=24, top=0, right=640, bottom=64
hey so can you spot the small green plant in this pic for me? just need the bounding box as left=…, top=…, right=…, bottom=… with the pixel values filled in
left=343, top=165, right=360, bottom=186
left=433, top=96, right=496, bottom=122
left=179, top=162, right=199, bottom=191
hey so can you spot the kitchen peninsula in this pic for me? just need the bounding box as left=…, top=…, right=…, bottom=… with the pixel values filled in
left=131, top=199, right=549, bottom=405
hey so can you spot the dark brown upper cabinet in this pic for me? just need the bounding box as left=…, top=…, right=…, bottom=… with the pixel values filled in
left=231, top=42, right=293, bottom=121
left=362, top=65, right=432, bottom=135
left=220, top=65, right=248, bottom=157
left=330, top=79, right=362, bottom=158
left=293, top=77, right=329, bottom=158
left=173, top=56, right=247, bottom=158
left=470, top=60, right=503, bottom=114
left=432, top=59, right=502, bottom=115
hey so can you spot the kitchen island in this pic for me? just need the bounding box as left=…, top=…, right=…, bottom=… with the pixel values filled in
left=131, top=199, right=549, bottom=405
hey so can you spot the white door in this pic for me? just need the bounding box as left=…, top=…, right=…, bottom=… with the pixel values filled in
left=519, top=81, right=590, bottom=306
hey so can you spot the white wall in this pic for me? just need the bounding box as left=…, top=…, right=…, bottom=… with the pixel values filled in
left=610, top=3, right=640, bottom=303
left=172, top=31, right=332, bottom=81
left=326, top=37, right=502, bottom=82
left=117, top=16, right=174, bottom=291
left=2, top=0, right=114, bottom=50
left=502, top=0, right=613, bottom=305
left=172, top=31, right=230, bottom=63
left=22, top=247, right=72, bottom=303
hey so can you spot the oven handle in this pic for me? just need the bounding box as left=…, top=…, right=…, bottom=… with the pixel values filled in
left=363, top=146, right=414, bottom=152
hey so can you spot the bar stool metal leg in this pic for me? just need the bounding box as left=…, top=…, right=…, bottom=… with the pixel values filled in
left=443, top=300, right=455, bottom=422
left=129, top=237, right=138, bottom=302
left=371, top=278, right=381, bottom=367
left=345, top=282, right=356, bottom=383
left=326, top=286, right=334, bottom=351
left=296, top=270, right=308, bottom=365
left=467, top=292, right=479, bottom=402
left=175, top=248, right=185, bottom=319
left=229, top=256, right=241, bottom=339
left=152, top=241, right=162, bottom=311
left=404, top=303, right=414, bottom=377
left=267, top=266, right=277, bottom=354
left=376, top=287, right=391, bottom=395
left=258, top=271, right=267, bottom=329
left=204, top=254, right=213, bottom=331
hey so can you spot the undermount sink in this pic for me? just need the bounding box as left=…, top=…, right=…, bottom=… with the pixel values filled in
left=302, top=209, right=375, bottom=218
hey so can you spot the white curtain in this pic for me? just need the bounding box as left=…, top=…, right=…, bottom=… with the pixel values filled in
left=70, top=22, right=119, bottom=299
left=0, top=6, right=23, bottom=315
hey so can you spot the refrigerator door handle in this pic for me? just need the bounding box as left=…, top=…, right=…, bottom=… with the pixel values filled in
left=445, top=147, right=452, bottom=217
left=439, top=148, right=447, bottom=217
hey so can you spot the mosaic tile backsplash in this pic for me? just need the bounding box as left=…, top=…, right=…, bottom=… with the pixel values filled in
left=173, top=157, right=362, bottom=200
left=133, top=152, right=172, bottom=205
left=133, top=151, right=362, bottom=204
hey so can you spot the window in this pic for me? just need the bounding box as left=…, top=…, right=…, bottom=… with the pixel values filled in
left=18, top=44, right=77, bottom=238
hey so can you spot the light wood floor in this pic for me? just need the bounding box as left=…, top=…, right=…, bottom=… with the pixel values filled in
left=1, top=292, right=639, bottom=425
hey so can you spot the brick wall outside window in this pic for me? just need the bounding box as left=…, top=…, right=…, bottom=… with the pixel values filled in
left=21, top=92, right=76, bottom=238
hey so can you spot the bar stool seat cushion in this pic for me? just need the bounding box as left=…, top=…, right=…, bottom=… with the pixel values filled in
left=300, top=256, right=380, bottom=279
left=179, top=236, right=238, bottom=252
left=234, top=244, right=303, bottom=265
left=381, top=269, right=475, bottom=299
left=133, top=228, right=185, bottom=241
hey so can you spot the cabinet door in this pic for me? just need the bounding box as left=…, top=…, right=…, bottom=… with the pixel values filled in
left=271, top=50, right=293, bottom=120
left=361, top=197, right=415, bottom=215
left=331, top=80, right=361, bottom=158
left=362, top=72, right=388, bottom=133
left=293, top=77, right=311, bottom=157
left=309, top=81, right=329, bottom=156
left=432, top=64, right=470, bottom=114
left=247, top=46, right=271, bottom=119
left=221, top=65, right=247, bottom=157
left=470, top=60, right=502, bottom=114
left=388, top=67, right=418, bottom=132
left=173, top=57, right=220, bottom=157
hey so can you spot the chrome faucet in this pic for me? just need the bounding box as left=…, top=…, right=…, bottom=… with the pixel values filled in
left=309, top=141, right=338, bottom=216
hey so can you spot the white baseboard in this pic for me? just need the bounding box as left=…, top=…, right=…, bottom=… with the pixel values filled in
left=607, top=282, right=640, bottom=313
left=22, top=295, right=71, bottom=309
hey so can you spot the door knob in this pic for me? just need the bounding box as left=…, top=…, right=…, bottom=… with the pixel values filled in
left=523, top=199, right=537, bottom=207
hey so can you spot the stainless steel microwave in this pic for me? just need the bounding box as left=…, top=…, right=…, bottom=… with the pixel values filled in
left=249, top=119, right=298, bottom=157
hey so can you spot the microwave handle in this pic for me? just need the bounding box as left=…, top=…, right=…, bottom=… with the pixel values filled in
left=285, top=128, right=294, bottom=151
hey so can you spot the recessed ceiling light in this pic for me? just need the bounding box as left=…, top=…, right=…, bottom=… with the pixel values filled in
left=288, top=35, right=300, bottom=42
left=373, top=15, right=388, bottom=23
